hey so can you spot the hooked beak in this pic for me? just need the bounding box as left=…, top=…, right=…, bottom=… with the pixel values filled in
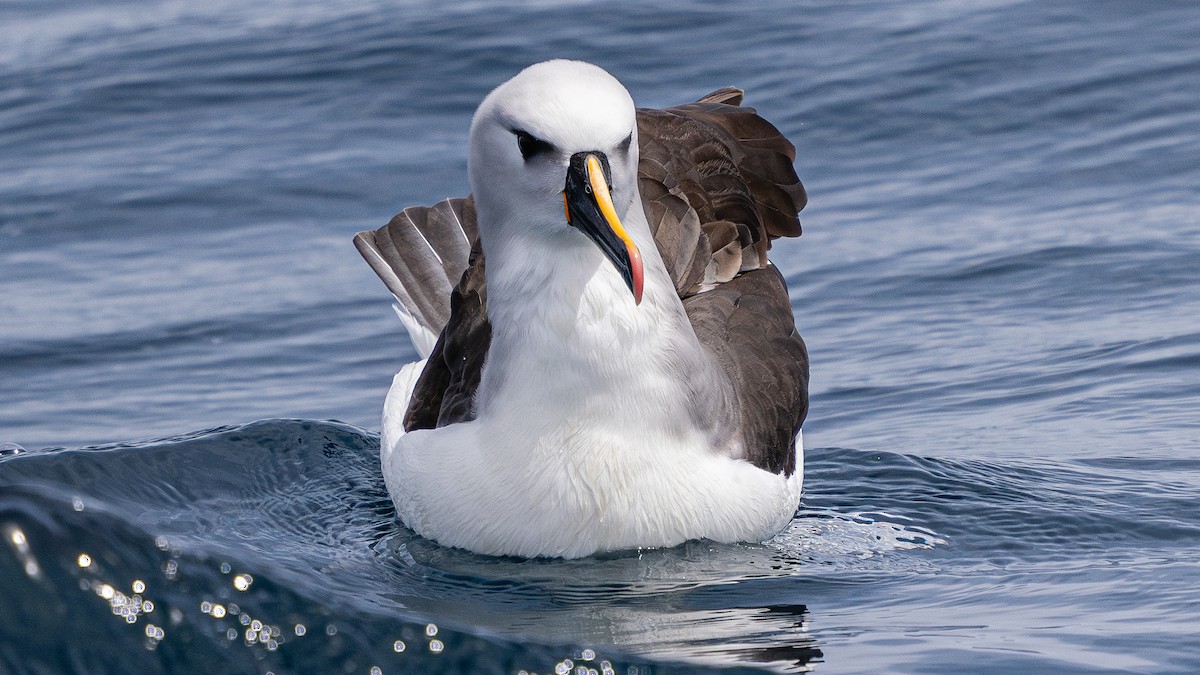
left=562, top=152, right=644, bottom=305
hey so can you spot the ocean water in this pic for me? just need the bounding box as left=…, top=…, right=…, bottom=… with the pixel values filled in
left=2, top=0, right=1199, bottom=672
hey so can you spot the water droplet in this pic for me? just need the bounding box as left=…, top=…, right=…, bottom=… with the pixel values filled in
left=370, top=667, right=382, bottom=675
left=581, top=649, right=596, bottom=661
left=294, top=624, right=306, bottom=636
left=200, top=601, right=212, bottom=614
left=72, top=497, right=85, bottom=512
left=429, top=639, right=444, bottom=654
left=98, top=584, right=115, bottom=600
left=424, top=623, right=438, bottom=637
left=143, top=600, right=154, bottom=613
left=233, top=574, right=253, bottom=591
left=219, top=562, right=231, bottom=574
left=132, top=580, right=146, bottom=594
left=211, top=604, right=227, bottom=619
left=77, top=553, right=92, bottom=568
left=226, top=628, right=237, bottom=640
left=393, top=640, right=406, bottom=653
left=325, top=624, right=337, bottom=636
left=250, top=620, right=263, bottom=632
left=245, top=628, right=258, bottom=643
left=155, top=536, right=169, bottom=551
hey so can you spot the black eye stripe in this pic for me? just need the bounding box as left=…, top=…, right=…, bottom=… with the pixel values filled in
left=618, top=132, right=633, bottom=152
left=513, top=129, right=554, bottom=161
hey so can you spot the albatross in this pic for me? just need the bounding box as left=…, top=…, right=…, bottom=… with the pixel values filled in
left=355, top=60, right=809, bottom=559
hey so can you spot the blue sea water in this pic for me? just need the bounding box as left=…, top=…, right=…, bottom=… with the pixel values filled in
left=2, top=0, right=1199, bottom=672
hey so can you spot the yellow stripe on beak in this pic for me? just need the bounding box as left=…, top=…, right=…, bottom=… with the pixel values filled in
left=585, top=155, right=643, bottom=304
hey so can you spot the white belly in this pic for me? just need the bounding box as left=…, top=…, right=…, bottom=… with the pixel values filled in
left=381, top=410, right=803, bottom=559
left=378, top=249, right=804, bottom=558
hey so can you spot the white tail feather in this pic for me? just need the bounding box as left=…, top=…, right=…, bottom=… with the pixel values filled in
left=392, top=302, right=439, bottom=359
left=381, top=358, right=427, bottom=448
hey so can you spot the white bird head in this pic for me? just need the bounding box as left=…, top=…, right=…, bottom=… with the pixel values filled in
left=468, top=60, right=644, bottom=303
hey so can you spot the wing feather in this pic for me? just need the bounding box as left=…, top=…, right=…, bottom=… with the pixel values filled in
left=354, top=197, right=476, bottom=338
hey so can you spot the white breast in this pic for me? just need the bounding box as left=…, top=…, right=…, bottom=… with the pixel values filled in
left=379, top=244, right=802, bottom=558
left=382, top=420, right=802, bottom=559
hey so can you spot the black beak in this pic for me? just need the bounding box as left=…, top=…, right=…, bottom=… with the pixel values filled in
left=562, top=152, right=643, bottom=304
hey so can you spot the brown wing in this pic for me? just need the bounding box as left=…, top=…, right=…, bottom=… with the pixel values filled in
left=361, top=89, right=809, bottom=474
left=683, top=265, right=809, bottom=475
left=637, top=91, right=807, bottom=297
left=403, top=238, right=490, bottom=431
left=643, top=90, right=809, bottom=474
left=353, top=197, right=478, bottom=336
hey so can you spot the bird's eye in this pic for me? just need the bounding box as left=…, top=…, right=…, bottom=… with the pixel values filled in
left=514, top=130, right=553, bottom=161
left=618, top=132, right=633, bottom=153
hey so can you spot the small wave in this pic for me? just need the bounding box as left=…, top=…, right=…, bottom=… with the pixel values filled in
left=776, top=507, right=946, bottom=560
left=805, top=447, right=1200, bottom=564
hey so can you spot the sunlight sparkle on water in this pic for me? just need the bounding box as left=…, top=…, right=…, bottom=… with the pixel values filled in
left=83, top=568, right=161, bottom=633
left=4, top=526, right=40, bottom=578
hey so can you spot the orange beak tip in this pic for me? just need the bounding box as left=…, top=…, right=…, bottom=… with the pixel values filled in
left=630, top=245, right=644, bottom=305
